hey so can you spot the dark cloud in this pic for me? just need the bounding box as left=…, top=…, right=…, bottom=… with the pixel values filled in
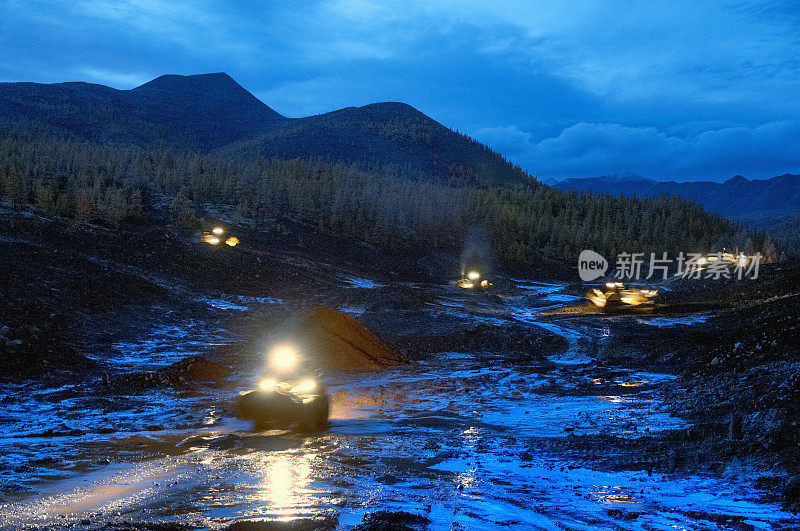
left=475, top=120, right=800, bottom=181
left=1, top=0, right=798, bottom=181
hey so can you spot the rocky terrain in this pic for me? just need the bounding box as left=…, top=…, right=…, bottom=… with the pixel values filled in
left=598, top=265, right=800, bottom=510
left=1, top=206, right=799, bottom=528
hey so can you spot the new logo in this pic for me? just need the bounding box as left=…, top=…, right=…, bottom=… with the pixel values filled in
left=578, top=249, right=608, bottom=281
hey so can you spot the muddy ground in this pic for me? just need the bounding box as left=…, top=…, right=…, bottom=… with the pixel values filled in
left=1, top=208, right=799, bottom=529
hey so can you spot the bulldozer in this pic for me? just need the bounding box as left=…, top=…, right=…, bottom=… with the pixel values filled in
left=237, top=344, right=329, bottom=432
left=457, top=270, right=491, bottom=290
left=587, top=281, right=657, bottom=310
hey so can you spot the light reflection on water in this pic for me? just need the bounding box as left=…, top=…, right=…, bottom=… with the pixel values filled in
left=592, top=486, right=636, bottom=504
left=257, top=451, right=315, bottom=518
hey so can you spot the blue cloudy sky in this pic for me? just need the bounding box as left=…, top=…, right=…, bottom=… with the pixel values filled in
left=1, top=0, right=798, bottom=181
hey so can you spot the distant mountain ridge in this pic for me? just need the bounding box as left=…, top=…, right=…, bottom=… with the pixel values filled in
left=551, top=173, right=800, bottom=226
left=0, top=73, right=286, bottom=149
left=0, top=73, right=530, bottom=186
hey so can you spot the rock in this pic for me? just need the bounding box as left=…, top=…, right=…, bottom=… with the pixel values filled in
left=393, top=323, right=567, bottom=363
left=110, top=355, right=231, bottom=392
left=226, top=515, right=338, bottom=530
left=0, top=326, right=9, bottom=337
left=354, top=510, right=430, bottom=530
left=607, top=508, right=640, bottom=521
left=158, top=355, right=231, bottom=383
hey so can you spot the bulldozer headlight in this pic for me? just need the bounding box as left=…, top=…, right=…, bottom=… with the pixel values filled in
left=467, top=270, right=481, bottom=281
left=291, top=378, right=317, bottom=394
left=202, top=233, right=221, bottom=245
left=259, top=377, right=277, bottom=391
left=269, top=344, right=299, bottom=373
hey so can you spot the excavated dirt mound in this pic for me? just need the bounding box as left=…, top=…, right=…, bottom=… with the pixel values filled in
left=274, top=306, right=400, bottom=371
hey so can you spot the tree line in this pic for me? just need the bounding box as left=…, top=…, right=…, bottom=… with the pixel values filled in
left=0, top=123, right=765, bottom=268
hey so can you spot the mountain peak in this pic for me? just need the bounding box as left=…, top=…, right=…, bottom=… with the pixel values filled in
left=132, top=72, right=241, bottom=94
left=352, top=101, right=428, bottom=120
left=362, top=101, right=419, bottom=112
left=129, top=73, right=285, bottom=130
left=725, top=175, right=750, bottom=184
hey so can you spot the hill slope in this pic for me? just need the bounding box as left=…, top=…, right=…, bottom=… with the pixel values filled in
left=0, top=73, right=530, bottom=186
left=0, top=73, right=285, bottom=149
left=551, top=173, right=800, bottom=226
left=224, top=101, right=529, bottom=186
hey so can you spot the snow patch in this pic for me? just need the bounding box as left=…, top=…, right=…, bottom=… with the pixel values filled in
left=516, top=281, right=566, bottom=295
left=543, top=294, right=584, bottom=303
left=643, top=315, right=708, bottom=327
left=339, top=306, right=365, bottom=316
left=342, top=276, right=387, bottom=289
left=206, top=299, right=249, bottom=311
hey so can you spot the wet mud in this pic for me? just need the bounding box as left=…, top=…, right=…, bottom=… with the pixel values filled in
left=2, top=275, right=797, bottom=529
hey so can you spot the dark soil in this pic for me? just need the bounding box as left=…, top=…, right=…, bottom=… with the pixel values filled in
left=353, top=510, right=430, bottom=530
left=598, top=263, right=800, bottom=509
left=4, top=205, right=800, bottom=519
left=226, top=515, right=338, bottom=530
left=387, top=323, right=568, bottom=364
left=0, top=207, right=398, bottom=378
left=106, top=355, right=233, bottom=393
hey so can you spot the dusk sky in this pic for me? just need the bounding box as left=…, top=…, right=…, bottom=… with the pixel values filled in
left=1, top=0, right=798, bottom=181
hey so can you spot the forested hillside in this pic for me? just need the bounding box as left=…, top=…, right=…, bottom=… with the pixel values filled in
left=0, top=123, right=759, bottom=269
left=223, top=102, right=533, bottom=187
left=0, top=73, right=530, bottom=187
